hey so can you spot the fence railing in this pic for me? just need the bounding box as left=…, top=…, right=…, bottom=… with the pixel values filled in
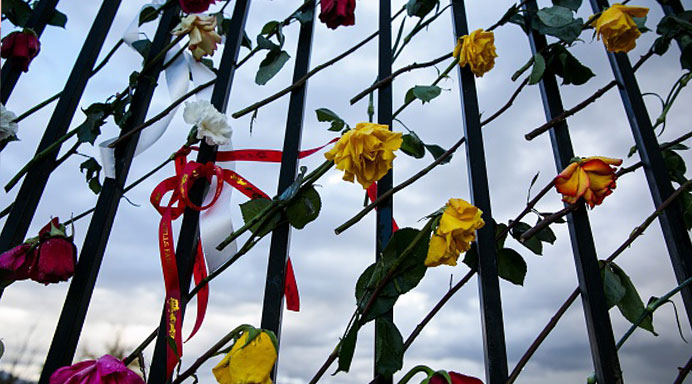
left=0, top=0, right=689, bottom=384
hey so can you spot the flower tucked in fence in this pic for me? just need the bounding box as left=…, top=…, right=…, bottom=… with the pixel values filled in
left=591, top=3, right=649, bottom=53
left=453, top=29, right=497, bottom=77
left=425, top=198, right=485, bottom=268
left=172, top=15, right=222, bottom=61
left=554, top=156, right=623, bottom=208
left=50, top=354, right=144, bottom=384
left=1, top=29, right=40, bottom=72
left=0, top=103, right=19, bottom=144
left=0, top=218, right=77, bottom=285
left=319, top=0, right=356, bottom=29
left=183, top=100, right=232, bottom=146
left=324, top=122, right=402, bottom=189
left=213, top=330, right=278, bottom=384
left=179, top=0, right=216, bottom=14
left=429, top=371, right=484, bottom=384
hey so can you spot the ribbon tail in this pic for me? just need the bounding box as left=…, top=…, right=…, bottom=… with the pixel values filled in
left=186, top=241, right=209, bottom=342
left=284, top=257, right=300, bottom=312
left=158, top=212, right=183, bottom=378
left=366, top=184, right=400, bottom=232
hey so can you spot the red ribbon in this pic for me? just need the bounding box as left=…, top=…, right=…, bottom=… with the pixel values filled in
left=367, top=183, right=400, bottom=232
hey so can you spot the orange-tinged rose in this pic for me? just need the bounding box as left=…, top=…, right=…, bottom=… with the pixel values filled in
left=554, top=156, right=623, bottom=208
left=172, top=14, right=222, bottom=61
left=453, top=28, right=497, bottom=77
left=425, top=198, right=485, bottom=267
left=590, top=4, right=649, bottom=53
left=324, top=122, right=403, bottom=189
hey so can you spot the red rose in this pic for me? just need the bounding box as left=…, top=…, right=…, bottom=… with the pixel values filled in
left=429, top=371, right=483, bottom=384
left=1, top=29, right=41, bottom=72
left=319, top=0, right=356, bottom=29
left=179, top=0, right=216, bottom=14
left=30, top=236, right=77, bottom=284
left=0, top=244, right=36, bottom=281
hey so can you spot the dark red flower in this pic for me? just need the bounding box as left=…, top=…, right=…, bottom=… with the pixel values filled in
left=179, top=0, right=216, bottom=14
left=429, top=371, right=483, bottom=384
left=319, top=0, right=356, bottom=29
left=0, top=244, right=36, bottom=281
left=30, top=236, right=77, bottom=284
left=1, top=29, right=40, bottom=72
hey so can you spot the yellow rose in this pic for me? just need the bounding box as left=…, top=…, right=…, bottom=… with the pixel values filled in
left=590, top=4, right=649, bottom=53
left=425, top=198, right=485, bottom=267
left=172, top=14, right=222, bottom=61
left=324, top=122, right=403, bottom=189
left=453, top=29, right=497, bottom=77
left=554, top=156, right=622, bottom=208
left=212, top=330, right=278, bottom=384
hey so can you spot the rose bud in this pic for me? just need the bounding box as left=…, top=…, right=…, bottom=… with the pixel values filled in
left=179, top=0, right=216, bottom=14
left=319, top=0, right=356, bottom=30
left=50, top=355, right=144, bottom=384
left=429, top=371, right=484, bottom=384
left=0, top=243, right=36, bottom=282
left=1, top=29, right=41, bottom=72
left=28, top=218, right=77, bottom=285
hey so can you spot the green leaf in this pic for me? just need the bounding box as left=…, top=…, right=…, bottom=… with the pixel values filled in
left=285, top=186, right=321, bottom=229
left=381, top=228, right=429, bottom=295
left=337, top=324, right=359, bottom=373
left=80, top=158, right=103, bottom=194
left=679, top=190, right=692, bottom=230
left=662, top=149, right=687, bottom=185
left=406, top=0, right=439, bottom=18
left=256, top=35, right=279, bottom=51
left=601, top=261, right=626, bottom=309
left=261, top=21, right=280, bottom=35
left=627, top=145, right=638, bottom=158
left=462, top=244, right=478, bottom=271
left=315, top=108, right=345, bottom=132
left=401, top=133, right=426, bottom=159
left=535, top=225, right=557, bottom=245
left=2, top=0, right=32, bottom=27
left=681, top=36, right=692, bottom=71
left=139, top=6, right=158, bottom=26
left=545, top=44, right=595, bottom=85
left=255, top=50, right=290, bottom=86
left=0, top=339, right=4, bottom=359
left=292, top=8, right=314, bottom=24
left=407, top=85, right=442, bottom=104
left=552, top=0, right=582, bottom=11
left=375, top=317, right=404, bottom=376
left=529, top=53, right=546, bottom=85
left=509, top=13, right=529, bottom=34
left=611, top=262, right=656, bottom=334
left=511, top=221, right=543, bottom=255
left=495, top=223, right=509, bottom=249
left=77, top=103, right=110, bottom=145
left=633, top=16, right=649, bottom=33
left=48, top=9, right=68, bottom=28
left=424, top=144, right=452, bottom=164
left=533, top=15, right=584, bottom=44
left=240, top=198, right=281, bottom=237
left=497, top=248, right=527, bottom=286
left=132, top=39, right=152, bottom=59
left=241, top=30, right=252, bottom=50
left=537, top=6, right=574, bottom=28
left=355, top=263, right=397, bottom=322
left=200, top=58, right=215, bottom=72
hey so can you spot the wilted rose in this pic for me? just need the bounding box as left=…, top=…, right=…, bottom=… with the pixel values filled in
left=554, top=156, right=623, bottom=208
left=319, top=0, right=356, bottom=29
left=172, top=15, right=222, bottom=61
left=0, top=244, right=35, bottom=282
left=1, top=29, right=40, bottom=72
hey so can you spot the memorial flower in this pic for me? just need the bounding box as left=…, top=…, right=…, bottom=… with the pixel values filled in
left=1, top=29, right=40, bottom=72
left=425, top=198, right=485, bottom=267
left=591, top=3, right=649, bottom=53
left=50, top=355, right=144, bottom=384
left=179, top=0, right=216, bottom=14
left=554, top=156, right=623, bottom=208
left=183, top=100, right=232, bottom=146
left=213, top=330, right=278, bottom=384
left=453, top=28, right=497, bottom=77
left=319, top=0, right=356, bottom=29
left=172, top=14, right=222, bottom=61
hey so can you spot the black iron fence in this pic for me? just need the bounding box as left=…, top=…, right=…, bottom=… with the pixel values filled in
left=0, top=0, right=689, bottom=383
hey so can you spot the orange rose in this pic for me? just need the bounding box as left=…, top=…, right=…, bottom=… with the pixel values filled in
left=554, top=156, right=623, bottom=208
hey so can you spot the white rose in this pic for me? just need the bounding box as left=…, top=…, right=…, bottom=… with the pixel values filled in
left=0, top=104, right=19, bottom=141
left=183, top=100, right=232, bottom=146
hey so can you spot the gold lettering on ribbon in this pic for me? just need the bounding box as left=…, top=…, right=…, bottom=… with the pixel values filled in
left=161, top=224, right=172, bottom=262
left=167, top=297, right=180, bottom=339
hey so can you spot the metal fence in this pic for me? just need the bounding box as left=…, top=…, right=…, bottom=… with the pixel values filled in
left=0, top=0, right=689, bottom=383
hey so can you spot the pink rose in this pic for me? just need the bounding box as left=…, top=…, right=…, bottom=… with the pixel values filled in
left=50, top=355, right=144, bottom=384
left=0, top=244, right=36, bottom=281
left=1, top=29, right=41, bottom=72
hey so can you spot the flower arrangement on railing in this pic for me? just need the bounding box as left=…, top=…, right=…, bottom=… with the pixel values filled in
left=1, top=0, right=692, bottom=383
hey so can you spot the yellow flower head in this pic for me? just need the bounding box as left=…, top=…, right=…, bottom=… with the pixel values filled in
left=212, top=330, right=278, bottom=384
left=425, top=198, right=485, bottom=267
left=324, top=122, right=403, bottom=189
left=590, top=3, right=649, bottom=53
left=554, top=156, right=622, bottom=208
left=172, top=14, right=222, bottom=61
left=453, top=29, right=497, bottom=77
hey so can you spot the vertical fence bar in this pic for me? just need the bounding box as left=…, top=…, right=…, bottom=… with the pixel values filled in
left=260, top=2, right=315, bottom=380
left=37, top=6, right=179, bottom=383
left=0, top=0, right=119, bottom=251
left=1, top=0, right=59, bottom=103
left=374, top=0, right=394, bottom=383
left=588, top=0, right=692, bottom=327
left=147, top=1, right=252, bottom=383
left=0, top=0, right=121, bottom=304
left=520, top=2, right=623, bottom=382
left=449, top=1, right=508, bottom=383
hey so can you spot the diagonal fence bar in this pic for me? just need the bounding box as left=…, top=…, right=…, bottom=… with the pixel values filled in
left=450, top=1, right=508, bottom=383
left=147, top=1, right=253, bottom=382
left=588, top=0, right=692, bottom=327
left=520, top=1, right=623, bottom=382
left=374, top=0, right=394, bottom=383
left=259, top=1, right=315, bottom=381
left=1, top=0, right=59, bottom=103
left=0, top=0, right=121, bottom=301
left=37, top=5, right=179, bottom=383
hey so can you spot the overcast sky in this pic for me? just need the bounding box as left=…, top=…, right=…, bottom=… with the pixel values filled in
left=1, top=0, right=691, bottom=383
